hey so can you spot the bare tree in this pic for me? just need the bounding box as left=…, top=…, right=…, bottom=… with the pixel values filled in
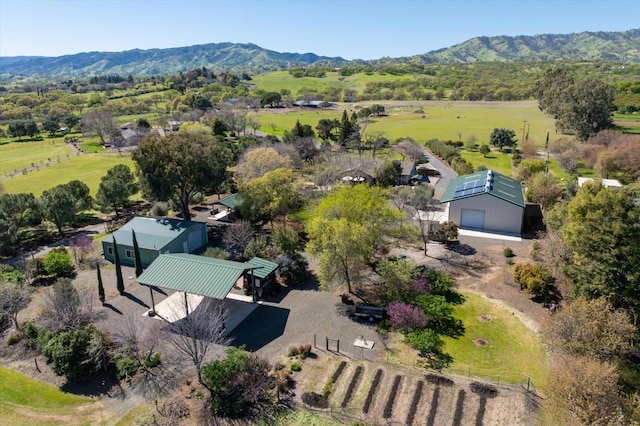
left=247, top=117, right=261, bottom=135
left=0, top=281, right=31, bottom=329
left=40, top=278, right=95, bottom=331
left=311, top=162, right=341, bottom=194
left=394, top=138, right=424, bottom=161
left=223, top=220, right=256, bottom=257
left=81, top=109, right=117, bottom=144
left=115, top=311, right=163, bottom=366
left=162, top=295, right=230, bottom=385
left=408, top=185, right=439, bottom=256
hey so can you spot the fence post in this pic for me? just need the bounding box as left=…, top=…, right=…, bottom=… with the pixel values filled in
left=326, top=336, right=328, bottom=351
left=337, top=339, right=340, bottom=353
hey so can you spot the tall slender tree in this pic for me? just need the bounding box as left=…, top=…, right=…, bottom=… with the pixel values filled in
left=97, top=263, right=105, bottom=304
left=113, top=237, right=125, bottom=295
left=132, top=230, right=142, bottom=278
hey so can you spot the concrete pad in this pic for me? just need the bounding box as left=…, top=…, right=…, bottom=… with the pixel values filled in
left=222, top=298, right=260, bottom=335
left=458, top=228, right=522, bottom=242
left=143, top=291, right=259, bottom=336
left=354, top=337, right=375, bottom=349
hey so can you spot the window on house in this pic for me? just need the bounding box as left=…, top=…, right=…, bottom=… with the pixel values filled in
left=125, top=250, right=133, bottom=258
left=107, top=247, right=113, bottom=255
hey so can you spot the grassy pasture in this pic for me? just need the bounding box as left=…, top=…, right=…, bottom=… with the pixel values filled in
left=0, top=366, right=100, bottom=425
left=251, top=70, right=417, bottom=95
left=255, top=101, right=559, bottom=147
left=442, top=292, right=547, bottom=386
left=0, top=137, right=73, bottom=176
left=2, top=152, right=134, bottom=196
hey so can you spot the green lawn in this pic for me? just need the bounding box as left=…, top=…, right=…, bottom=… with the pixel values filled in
left=443, top=291, right=547, bottom=386
left=0, top=366, right=98, bottom=425
left=255, top=101, right=559, bottom=146
left=460, top=150, right=514, bottom=176
left=78, top=139, right=107, bottom=153
left=2, top=152, right=134, bottom=196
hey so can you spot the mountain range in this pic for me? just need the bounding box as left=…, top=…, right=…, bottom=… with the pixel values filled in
left=1, top=29, right=638, bottom=78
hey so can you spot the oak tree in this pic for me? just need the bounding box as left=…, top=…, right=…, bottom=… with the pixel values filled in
left=133, top=132, right=232, bottom=220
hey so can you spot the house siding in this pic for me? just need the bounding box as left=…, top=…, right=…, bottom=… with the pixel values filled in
left=448, top=193, right=523, bottom=234
left=102, top=242, right=159, bottom=268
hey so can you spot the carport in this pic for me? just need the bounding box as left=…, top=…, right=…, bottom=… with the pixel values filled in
left=137, top=253, right=265, bottom=333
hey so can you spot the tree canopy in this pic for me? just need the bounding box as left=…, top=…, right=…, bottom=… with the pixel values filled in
left=489, top=128, right=517, bottom=149
left=95, top=164, right=138, bottom=218
left=563, top=182, right=640, bottom=316
left=534, top=68, right=616, bottom=141
left=307, top=185, right=400, bottom=292
left=133, top=132, right=232, bottom=220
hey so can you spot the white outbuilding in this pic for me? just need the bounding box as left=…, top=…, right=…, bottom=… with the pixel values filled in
left=440, top=170, right=525, bottom=235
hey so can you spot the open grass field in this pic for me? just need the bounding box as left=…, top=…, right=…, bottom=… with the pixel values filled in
left=0, top=137, right=73, bottom=177
left=251, top=70, right=417, bottom=95
left=255, top=101, right=559, bottom=147
left=0, top=366, right=102, bottom=426
left=442, top=291, right=547, bottom=386
left=2, top=152, right=134, bottom=196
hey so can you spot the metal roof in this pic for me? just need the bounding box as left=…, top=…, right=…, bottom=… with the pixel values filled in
left=215, top=193, right=242, bottom=209
left=103, top=217, right=205, bottom=251
left=247, top=257, right=278, bottom=279
left=137, top=254, right=249, bottom=300
left=440, top=170, right=525, bottom=208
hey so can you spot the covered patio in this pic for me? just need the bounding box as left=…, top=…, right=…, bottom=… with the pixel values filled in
left=137, top=253, right=269, bottom=333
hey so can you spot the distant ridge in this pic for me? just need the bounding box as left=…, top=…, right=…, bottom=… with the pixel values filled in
left=1, top=29, right=639, bottom=78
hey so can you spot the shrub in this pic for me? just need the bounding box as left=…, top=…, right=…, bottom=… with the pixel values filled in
left=287, top=345, right=300, bottom=357
left=387, top=301, right=428, bottom=331
left=202, top=247, right=230, bottom=259
left=116, top=354, right=140, bottom=379
left=144, top=351, right=161, bottom=368
left=6, top=330, right=23, bottom=345
left=290, top=362, right=302, bottom=372
left=0, top=265, right=25, bottom=284
left=299, top=343, right=312, bottom=356
left=514, top=263, right=554, bottom=297
left=503, top=247, right=514, bottom=258
left=150, top=202, right=169, bottom=217
left=42, top=324, right=108, bottom=381
left=24, top=320, right=52, bottom=350
left=275, top=253, right=309, bottom=286
left=42, top=247, right=75, bottom=278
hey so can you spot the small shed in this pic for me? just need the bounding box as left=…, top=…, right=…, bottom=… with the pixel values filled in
left=440, top=170, right=524, bottom=235
left=102, top=216, right=208, bottom=268
left=212, top=193, right=243, bottom=221
left=246, top=257, right=279, bottom=297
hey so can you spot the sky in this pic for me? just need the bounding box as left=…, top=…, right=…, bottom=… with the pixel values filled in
left=1, top=0, right=639, bottom=60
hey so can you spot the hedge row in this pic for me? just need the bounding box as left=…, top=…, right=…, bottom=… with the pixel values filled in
left=406, top=380, right=424, bottom=425
left=383, top=375, right=402, bottom=418
left=452, top=389, right=466, bottom=426
left=331, top=360, right=347, bottom=384
left=340, top=365, right=363, bottom=408
left=362, top=369, right=383, bottom=414
left=426, top=386, right=440, bottom=426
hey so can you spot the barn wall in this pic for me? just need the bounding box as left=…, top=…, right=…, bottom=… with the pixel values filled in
left=448, top=194, right=523, bottom=234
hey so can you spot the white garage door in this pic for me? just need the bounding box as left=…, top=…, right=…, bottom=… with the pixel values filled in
left=460, top=209, right=485, bottom=229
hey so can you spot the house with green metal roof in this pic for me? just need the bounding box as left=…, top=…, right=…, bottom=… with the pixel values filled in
left=102, top=217, right=208, bottom=268
left=211, top=193, right=242, bottom=221
left=137, top=254, right=279, bottom=306
left=440, top=170, right=524, bottom=234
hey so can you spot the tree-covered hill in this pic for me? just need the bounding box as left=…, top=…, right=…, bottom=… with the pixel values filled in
left=1, top=29, right=639, bottom=78
left=410, top=29, right=640, bottom=64
left=0, top=42, right=347, bottom=78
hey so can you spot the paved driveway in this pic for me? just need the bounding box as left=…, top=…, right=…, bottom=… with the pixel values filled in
left=422, top=151, right=457, bottom=200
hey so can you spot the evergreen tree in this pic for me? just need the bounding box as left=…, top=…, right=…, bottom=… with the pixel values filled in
left=132, top=230, right=142, bottom=278
left=113, top=237, right=124, bottom=295
left=97, top=262, right=105, bottom=304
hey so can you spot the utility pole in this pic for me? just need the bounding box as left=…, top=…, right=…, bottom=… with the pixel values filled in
left=521, top=119, right=528, bottom=142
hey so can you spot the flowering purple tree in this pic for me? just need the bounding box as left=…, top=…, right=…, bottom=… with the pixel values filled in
left=388, top=301, right=428, bottom=331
